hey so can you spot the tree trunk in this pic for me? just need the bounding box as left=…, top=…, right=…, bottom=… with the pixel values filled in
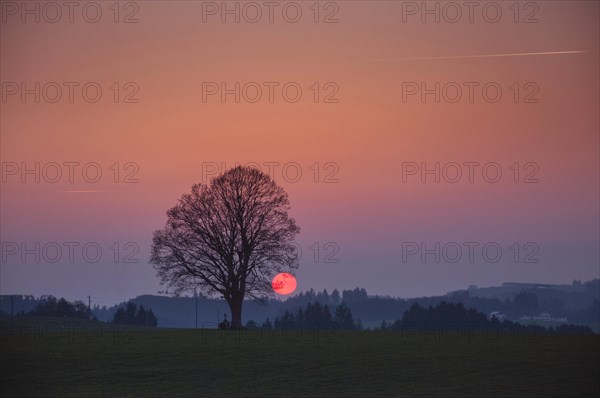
left=228, top=299, right=243, bottom=330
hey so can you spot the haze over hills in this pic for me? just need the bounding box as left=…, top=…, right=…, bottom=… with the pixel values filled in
left=2, top=279, right=598, bottom=330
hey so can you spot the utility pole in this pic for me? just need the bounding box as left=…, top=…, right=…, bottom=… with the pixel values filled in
left=11, top=296, right=14, bottom=322
left=195, top=289, right=198, bottom=329
left=88, top=296, right=91, bottom=319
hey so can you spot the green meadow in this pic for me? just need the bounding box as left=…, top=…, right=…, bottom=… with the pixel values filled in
left=1, top=318, right=599, bottom=397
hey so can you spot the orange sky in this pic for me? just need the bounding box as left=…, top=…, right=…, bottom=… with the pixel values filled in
left=1, top=1, right=598, bottom=304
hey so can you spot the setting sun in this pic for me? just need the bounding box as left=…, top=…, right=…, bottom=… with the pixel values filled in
left=272, top=273, right=297, bottom=295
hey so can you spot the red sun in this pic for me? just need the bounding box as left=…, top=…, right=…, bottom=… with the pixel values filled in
left=271, top=273, right=297, bottom=295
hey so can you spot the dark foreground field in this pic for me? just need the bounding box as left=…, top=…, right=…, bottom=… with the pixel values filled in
left=1, top=318, right=599, bottom=397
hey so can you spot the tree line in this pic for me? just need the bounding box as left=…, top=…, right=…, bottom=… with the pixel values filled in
left=112, top=302, right=158, bottom=327
left=0, top=295, right=159, bottom=327
left=378, top=301, right=593, bottom=334
left=28, top=296, right=91, bottom=319
left=2, top=279, right=597, bottom=330
left=245, top=301, right=360, bottom=330
left=243, top=300, right=592, bottom=334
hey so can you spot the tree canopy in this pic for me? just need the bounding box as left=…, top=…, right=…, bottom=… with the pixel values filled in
left=113, top=302, right=158, bottom=327
left=151, top=166, right=300, bottom=328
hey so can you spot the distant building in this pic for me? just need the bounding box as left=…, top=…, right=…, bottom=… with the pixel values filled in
left=534, top=311, right=552, bottom=322
left=502, top=282, right=557, bottom=289
left=487, top=311, right=507, bottom=322
left=521, top=311, right=568, bottom=323
left=519, top=311, right=567, bottom=323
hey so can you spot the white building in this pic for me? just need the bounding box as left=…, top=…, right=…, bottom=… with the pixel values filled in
left=488, top=311, right=507, bottom=322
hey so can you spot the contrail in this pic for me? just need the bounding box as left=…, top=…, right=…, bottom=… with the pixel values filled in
left=368, top=50, right=587, bottom=61
left=62, top=190, right=110, bottom=193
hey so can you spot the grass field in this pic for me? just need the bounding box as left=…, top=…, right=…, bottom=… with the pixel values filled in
left=1, top=318, right=599, bottom=397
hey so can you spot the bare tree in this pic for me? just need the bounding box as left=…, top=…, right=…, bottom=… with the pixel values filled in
left=150, top=166, right=300, bottom=329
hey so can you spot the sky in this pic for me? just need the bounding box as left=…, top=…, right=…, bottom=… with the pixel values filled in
left=1, top=1, right=599, bottom=306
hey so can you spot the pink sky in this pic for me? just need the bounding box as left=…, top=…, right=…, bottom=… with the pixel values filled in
left=1, top=1, right=598, bottom=305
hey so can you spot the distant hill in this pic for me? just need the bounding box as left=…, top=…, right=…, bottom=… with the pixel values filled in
left=2, top=279, right=598, bottom=330
left=464, top=279, right=599, bottom=303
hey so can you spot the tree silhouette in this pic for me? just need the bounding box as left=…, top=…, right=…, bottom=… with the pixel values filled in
left=330, top=289, right=341, bottom=306
left=28, top=296, right=89, bottom=319
left=513, top=290, right=539, bottom=315
left=113, top=302, right=158, bottom=327
left=151, top=166, right=300, bottom=329
left=334, top=302, right=355, bottom=330
left=270, top=301, right=357, bottom=330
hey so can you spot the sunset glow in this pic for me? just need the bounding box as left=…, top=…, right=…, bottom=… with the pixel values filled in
left=1, top=0, right=598, bottom=302
left=272, top=273, right=297, bottom=296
